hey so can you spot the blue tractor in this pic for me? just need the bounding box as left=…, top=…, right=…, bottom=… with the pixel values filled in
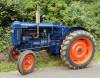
left=8, top=5, right=95, bottom=75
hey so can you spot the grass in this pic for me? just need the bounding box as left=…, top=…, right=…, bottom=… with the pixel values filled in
left=94, top=39, right=100, bottom=61
left=0, top=62, right=16, bottom=72
left=0, top=39, right=100, bottom=72
left=36, top=56, right=62, bottom=69
left=94, top=50, right=100, bottom=61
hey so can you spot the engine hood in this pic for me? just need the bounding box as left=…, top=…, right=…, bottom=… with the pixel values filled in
left=12, top=21, right=63, bottom=29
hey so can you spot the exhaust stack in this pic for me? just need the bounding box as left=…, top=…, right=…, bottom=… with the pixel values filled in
left=35, top=3, right=40, bottom=38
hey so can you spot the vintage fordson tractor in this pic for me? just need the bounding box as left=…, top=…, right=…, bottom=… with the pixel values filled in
left=8, top=5, right=95, bottom=75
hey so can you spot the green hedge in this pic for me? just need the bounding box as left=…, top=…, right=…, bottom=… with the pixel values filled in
left=0, top=0, right=100, bottom=51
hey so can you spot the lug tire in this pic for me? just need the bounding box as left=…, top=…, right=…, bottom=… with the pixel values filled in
left=17, top=50, right=37, bottom=75
left=60, top=30, right=96, bottom=69
left=8, top=47, right=19, bottom=62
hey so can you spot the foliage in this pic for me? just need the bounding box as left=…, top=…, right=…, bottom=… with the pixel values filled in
left=0, top=0, right=100, bottom=51
left=0, top=27, right=11, bottom=52
left=0, top=0, right=18, bottom=27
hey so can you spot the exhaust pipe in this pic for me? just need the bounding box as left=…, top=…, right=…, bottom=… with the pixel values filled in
left=35, top=3, right=40, bottom=38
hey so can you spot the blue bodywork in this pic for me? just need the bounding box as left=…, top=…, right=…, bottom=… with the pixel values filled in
left=11, top=21, right=86, bottom=55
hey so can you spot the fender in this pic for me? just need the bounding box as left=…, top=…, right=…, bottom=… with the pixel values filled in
left=62, top=27, right=88, bottom=40
left=68, top=27, right=88, bottom=33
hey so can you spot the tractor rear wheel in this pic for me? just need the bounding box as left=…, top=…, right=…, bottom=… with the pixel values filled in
left=8, top=47, right=19, bottom=62
left=17, top=50, right=37, bottom=75
left=60, top=30, right=95, bottom=69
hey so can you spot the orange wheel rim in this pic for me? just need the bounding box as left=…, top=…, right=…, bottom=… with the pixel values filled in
left=70, top=37, right=93, bottom=65
left=12, top=48, right=19, bottom=60
left=22, top=54, right=35, bottom=71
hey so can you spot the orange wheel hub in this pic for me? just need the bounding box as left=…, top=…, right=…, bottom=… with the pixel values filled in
left=22, top=54, right=35, bottom=71
left=70, top=37, right=93, bottom=65
left=12, top=48, right=19, bottom=60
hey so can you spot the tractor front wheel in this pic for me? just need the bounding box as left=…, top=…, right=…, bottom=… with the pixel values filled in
left=8, top=47, right=19, bottom=62
left=60, top=30, right=95, bottom=69
left=17, top=50, right=37, bottom=75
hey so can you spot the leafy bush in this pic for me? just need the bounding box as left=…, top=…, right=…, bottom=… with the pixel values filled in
left=0, top=27, right=11, bottom=52
left=0, top=0, right=100, bottom=51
